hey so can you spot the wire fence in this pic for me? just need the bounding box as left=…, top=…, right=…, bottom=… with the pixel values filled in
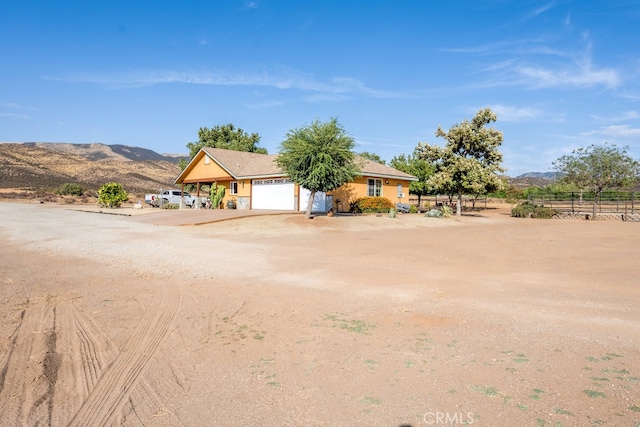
left=409, top=195, right=490, bottom=211
left=527, top=191, right=638, bottom=215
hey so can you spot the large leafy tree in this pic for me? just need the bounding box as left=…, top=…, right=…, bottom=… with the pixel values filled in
left=180, top=123, right=267, bottom=169
left=277, top=118, right=360, bottom=218
left=418, top=107, right=505, bottom=215
left=389, top=150, right=434, bottom=207
left=553, top=144, right=640, bottom=218
left=359, top=151, right=386, bottom=164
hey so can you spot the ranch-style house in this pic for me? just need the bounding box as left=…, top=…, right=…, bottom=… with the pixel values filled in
left=175, top=147, right=418, bottom=212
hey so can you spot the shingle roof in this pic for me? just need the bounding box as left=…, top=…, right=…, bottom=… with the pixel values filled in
left=177, top=147, right=418, bottom=182
left=202, top=147, right=282, bottom=178
left=355, top=157, right=418, bottom=180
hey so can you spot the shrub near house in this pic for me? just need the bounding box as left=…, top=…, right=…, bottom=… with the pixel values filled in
left=351, top=197, right=395, bottom=213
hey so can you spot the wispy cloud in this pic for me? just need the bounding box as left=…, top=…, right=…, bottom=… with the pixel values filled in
left=242, top=1, right=259, bottom=11
left=47, top=68, right=411, bottom=101
left=522, top=2, right=556, bottom=21
left=354, top=138, right=408, bottom=149
left=516, top=64, right=619, bottom=88
left=590, top=111, right=639, bottom=122
left=0, top=112, right=30, bottom=119
left=517, top=38, right=620, bottom=88
left=491, top=104, right=542, bottom=121
left=1, top=102, right=34, bottom=119
left=444, top=33, right=621, bottom=90
left=583, top=125, right=640, bottom=138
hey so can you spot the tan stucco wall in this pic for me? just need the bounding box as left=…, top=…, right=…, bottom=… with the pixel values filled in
left=330, top=176, right=411, bottom=212
left=220, top=179, right=251, bottom=207
left=183, top=153, right=233, bottom=182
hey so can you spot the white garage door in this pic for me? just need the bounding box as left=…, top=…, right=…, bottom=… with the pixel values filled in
left=299, top=188, right=328, bottom=212
left=252, top=178, right=295, bottom=210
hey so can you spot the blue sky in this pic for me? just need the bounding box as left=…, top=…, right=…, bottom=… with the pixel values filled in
left=1, top=1, right=639, bottom=175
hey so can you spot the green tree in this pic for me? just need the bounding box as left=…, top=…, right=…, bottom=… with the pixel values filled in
left=504, top=185, right=525, bottom=206
left=553, top=144, right=640, bottom=218
left=277, top=118, right=360, bottom=219
left=544, top=180, right=582, bottom=195
left=359, top=151, right=386, bottom=164
left=418, top=107, right=505, bottom=215
left=97, top=182, right=128, bottom=208
left=389, top=150, right=434, bottom=208
left=55, top=182, right=84, bottom=196
left=180, top=123, right=267, bottom=169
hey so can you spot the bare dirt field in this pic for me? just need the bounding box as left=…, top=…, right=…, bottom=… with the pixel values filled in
left=0, top=201, right=638, bottom=426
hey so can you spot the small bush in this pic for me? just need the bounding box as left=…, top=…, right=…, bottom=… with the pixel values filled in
left=440, top=205, right=453, bottom=217
left=161, top=203, right=180, bottom=209
left=97, top=182, right=128, bottom=208
left=409, top=205, right=419, bottom=213
left=55, top=183, right=84, bottom=196
left=63, top=197, right=76, bottom=204
left=512, top=201, right=558, bottom=219
left=351, top=197, right=395, bottom=213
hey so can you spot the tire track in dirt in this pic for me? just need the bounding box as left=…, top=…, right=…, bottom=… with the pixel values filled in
left=72, top=303, right=116, bottom=395
left=0, top=267, right=60, bottom=426
left=68, top=285, right=180, bottom=426
left=43, top=298, right=120, bottom=424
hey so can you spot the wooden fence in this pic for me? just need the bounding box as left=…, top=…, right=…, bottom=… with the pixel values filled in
left=527, top=191, right=638, bottom=215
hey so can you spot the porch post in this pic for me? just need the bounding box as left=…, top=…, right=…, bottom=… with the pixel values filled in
left=196, top=182, right=200, bottom=209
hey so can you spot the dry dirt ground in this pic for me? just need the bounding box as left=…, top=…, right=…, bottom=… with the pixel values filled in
left=0, top=201, right=639, bottom=426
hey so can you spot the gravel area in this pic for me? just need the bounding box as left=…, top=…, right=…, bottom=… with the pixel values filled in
left=1, top=201, right=639, bottom=426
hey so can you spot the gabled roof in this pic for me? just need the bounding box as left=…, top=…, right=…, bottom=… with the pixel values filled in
left=175, top=147, right=418, bottom=184
left=201, top=147, right=282, bottom=179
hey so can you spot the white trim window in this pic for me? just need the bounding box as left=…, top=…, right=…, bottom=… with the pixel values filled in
left=204, top=155, right=210, bottom=165
left=230, top=181, right=239, bottom=195
left=367, top=178, right=382, bottom=197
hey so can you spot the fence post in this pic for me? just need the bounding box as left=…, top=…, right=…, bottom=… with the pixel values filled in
left=571, top=192, right=574, bottom=214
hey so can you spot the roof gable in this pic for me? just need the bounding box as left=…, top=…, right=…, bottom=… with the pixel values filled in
left=203, top=147, right=282, bottom=178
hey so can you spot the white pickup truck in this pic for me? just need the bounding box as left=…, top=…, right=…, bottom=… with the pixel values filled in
left=145, top=190, right=196, bottom=207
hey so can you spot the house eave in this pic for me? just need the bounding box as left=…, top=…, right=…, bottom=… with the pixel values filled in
left=359, top=173, right=419, bottom=181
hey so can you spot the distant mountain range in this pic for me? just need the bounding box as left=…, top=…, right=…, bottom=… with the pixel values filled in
left=515, top=171, right=560, bottom=180
left=0, top=142, right=185, bottom=192
left=0, top=141, right=560, bottom=193
left=21, top=142, right=185, bottom=163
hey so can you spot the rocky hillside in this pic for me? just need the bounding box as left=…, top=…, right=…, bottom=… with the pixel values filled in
left=0, top=143, right=185, bottom=193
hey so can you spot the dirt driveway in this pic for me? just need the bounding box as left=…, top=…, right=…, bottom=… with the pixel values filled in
left=0, top=201, right=638, bottom=426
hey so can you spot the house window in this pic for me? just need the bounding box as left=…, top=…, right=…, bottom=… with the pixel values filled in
left=367, top=179, right=382, bottom=197
left=204, top=155, right=210, bottom=165
left=230, top=181, right=238, bottom=195
left=397, top=183, right=403, bottom=197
